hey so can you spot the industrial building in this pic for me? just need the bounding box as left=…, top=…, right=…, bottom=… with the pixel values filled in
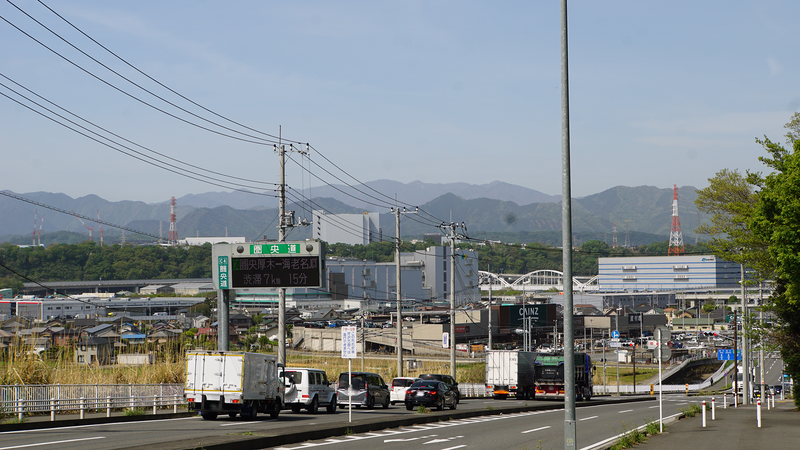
left=598, top=255, right=743, bottom=291
left=312, top=210, right=381, bottom=246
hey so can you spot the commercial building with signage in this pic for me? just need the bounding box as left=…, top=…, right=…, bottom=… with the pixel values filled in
left=598, top=255, right=743, bottom=291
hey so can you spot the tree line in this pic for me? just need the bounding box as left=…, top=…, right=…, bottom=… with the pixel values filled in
left=0, top=237, right=710, bottom=295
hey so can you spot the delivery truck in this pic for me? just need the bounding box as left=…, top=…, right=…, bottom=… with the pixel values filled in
left=485, top=350, right=538, bottom=399
left=534, top=352, right=593, bottom=401
left=184, top=351, right=284, bottom=420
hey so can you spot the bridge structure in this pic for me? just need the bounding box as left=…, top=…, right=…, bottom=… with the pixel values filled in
left=479, top=270, right=599, bottom=293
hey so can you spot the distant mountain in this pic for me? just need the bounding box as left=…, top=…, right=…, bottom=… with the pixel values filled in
left=0, top=183, right=705, bottom=246
left=173, top=180, right=560, bottom=210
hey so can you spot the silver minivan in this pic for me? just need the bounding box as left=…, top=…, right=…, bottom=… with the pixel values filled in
left=281, top=368, right=337, bottom=413
left=337, top=371, right=390, bottom=409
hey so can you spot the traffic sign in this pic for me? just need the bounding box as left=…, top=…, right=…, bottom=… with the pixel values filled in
left=647, top=340, right=660, bottom=350
left=611, top=330, right=620, bottom=339
left=656, top=345, right=671, bottom=362
left=717, top=349, right=741, bottom=361
left=655, top=325, right=671, bottom=343
left=609, top=342, right=622, bottom=348
left=341, top=326, right=357, bottom=359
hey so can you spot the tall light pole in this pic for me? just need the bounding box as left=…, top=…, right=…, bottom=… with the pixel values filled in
left=560, top=0, right=577, bottom=447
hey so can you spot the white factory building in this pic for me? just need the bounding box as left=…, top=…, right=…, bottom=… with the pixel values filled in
left=598, top=254, right=744, bottom=291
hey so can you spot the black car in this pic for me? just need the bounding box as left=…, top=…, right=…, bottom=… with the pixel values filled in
left=404, top=380, right=458, bottom=411
left=418, top=373, right=461, bottom=401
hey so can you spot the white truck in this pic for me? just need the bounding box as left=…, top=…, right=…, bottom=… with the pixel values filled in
left=485, top=350, right=538, bottom=400
left=184, top=351, right=284, bottom=420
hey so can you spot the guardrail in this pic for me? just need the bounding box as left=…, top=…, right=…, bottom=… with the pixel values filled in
left=0, top=384, right=185, bottom=421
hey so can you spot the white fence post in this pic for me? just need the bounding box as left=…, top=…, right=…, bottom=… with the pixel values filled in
left=702, top=400, right=706, bottom=427
left=757, top=399, right=762, bottom=427
left=153, top=395, right=157, bottom=415
left=80, top=397, right=85, bottom=420
left=711, top=397, right=715, bottom=420
left=17, top=399, right=24, bottom=421
left=50, top=398, right=56, bottom=421
left=107, top=396, right=112, bottom=417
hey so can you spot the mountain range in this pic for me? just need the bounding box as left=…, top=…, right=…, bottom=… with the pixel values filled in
left=0, top=181, right=705, bottom=246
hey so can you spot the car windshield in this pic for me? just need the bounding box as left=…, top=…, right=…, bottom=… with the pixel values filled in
left=338, top=373, right=367, bottom=390
left=410, top=381, right=439, bottom=389
left=283, top=371, right=302, bottom=383
left=393, top=378, right=416, bottom=387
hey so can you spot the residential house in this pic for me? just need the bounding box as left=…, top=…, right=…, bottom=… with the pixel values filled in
left=75, top=337, right=114, bottom=365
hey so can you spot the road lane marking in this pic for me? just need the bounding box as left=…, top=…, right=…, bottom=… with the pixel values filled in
left=0, top=416, right=197, bottom=435
left=579, top=416, right=598, bottom=421
left=618, top=410, right=634, bottom=413
left=0, top=436, right=105, bottom=449
left=220, top=421, right=259, bottom=426
left=522, top=426, right=551, bottom=434
left=440, top=446, right=466, bottom=450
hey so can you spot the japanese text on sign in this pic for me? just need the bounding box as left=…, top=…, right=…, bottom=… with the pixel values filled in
left=341, top=326, right=357, bottom=359
left=230, top=255, right=321, bottom=288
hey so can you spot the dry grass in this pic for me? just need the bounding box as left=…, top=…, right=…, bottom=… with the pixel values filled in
left=1, top=339, right=485, bottom=386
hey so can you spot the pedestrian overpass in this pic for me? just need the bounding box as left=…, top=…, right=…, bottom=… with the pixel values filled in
left=479, top=270, right=599, bottom=293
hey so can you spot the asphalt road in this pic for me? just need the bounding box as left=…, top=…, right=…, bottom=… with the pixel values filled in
left=0, top=395, right=706, bottom=450
left=267, top=395, right=701, bottom=450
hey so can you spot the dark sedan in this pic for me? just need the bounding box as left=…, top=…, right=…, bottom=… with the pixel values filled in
left=404, top=380, right=458, bottom=411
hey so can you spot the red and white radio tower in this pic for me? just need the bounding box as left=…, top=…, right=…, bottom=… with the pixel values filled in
left=668, top=184, right=685, bottom=256
left=167, top=197, right=178, bottom=245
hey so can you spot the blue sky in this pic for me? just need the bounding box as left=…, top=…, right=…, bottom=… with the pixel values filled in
left=1, top=1, right=798, bottom=204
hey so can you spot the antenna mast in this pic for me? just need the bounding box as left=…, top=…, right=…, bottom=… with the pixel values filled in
left=668, top=184, right=685, bottom=256
left=168, top=197, right=178, bottom=245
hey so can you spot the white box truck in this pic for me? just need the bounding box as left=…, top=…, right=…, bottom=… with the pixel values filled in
left=485, top=350, right=538, bottom=400
left=184, top=351, right=284, bottom=420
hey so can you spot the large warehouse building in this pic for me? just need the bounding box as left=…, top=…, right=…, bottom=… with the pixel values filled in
left=598, top=254, right=743, bottom=291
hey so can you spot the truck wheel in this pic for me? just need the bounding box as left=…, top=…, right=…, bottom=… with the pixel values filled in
left=201, top=413, right=217, bottom=420
left=269, top=402, right=280, bottom=419
left=307, top=397, right=319, bottom=414
left=247, top=403, right=258, bottom=419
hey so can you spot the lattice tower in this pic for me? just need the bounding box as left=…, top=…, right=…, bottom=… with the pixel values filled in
left=168, top=197, right=178, bottom=244
left=668, top=184, right=685, bottom=256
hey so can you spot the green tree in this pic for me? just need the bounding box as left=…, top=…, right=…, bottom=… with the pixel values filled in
left=748, top=136, right=800, bottom=406
left=694, top=169, right=770, bottom=276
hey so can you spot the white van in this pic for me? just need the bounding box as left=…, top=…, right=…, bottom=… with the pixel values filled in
left=281, top=368, right=337, bottom=413
left=390, top=377, right=421, bottom=405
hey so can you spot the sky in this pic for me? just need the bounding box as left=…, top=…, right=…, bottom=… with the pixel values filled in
left=1, top=0, right=799, bottom=205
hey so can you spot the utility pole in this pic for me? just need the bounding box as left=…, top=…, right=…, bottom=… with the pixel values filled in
left=392, top=205, right=418, bottom=377
left=440, top=221, right=467, bottom=380
left=561, top=1, right=577, bottom=447
left=274, top=137, right=309, bottom=367
left=740, top=264, right=749, bottom=405
left=488, top=264, right=493, bottom=352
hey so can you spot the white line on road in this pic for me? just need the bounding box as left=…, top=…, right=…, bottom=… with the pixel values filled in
left=579, top=416, right=598, bottom=421
left=522, top=426, right=551, bottom=434
left=0, top=416, right=197, bottom=435
left=220, top=421, right=259, bottom=427
left=0, top=436, right=105, bottom=449
left=618, top=410, right=634, bottom=413
left=440, top=446, right=466, bottom=450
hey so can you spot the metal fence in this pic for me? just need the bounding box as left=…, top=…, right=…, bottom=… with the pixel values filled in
left=0, top=384, right=185, bottom=421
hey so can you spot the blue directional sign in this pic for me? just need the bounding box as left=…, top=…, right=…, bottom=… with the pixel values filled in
left=611, top=330, right=620, bottom=339
left=717, top=349, right=742, bottom=361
